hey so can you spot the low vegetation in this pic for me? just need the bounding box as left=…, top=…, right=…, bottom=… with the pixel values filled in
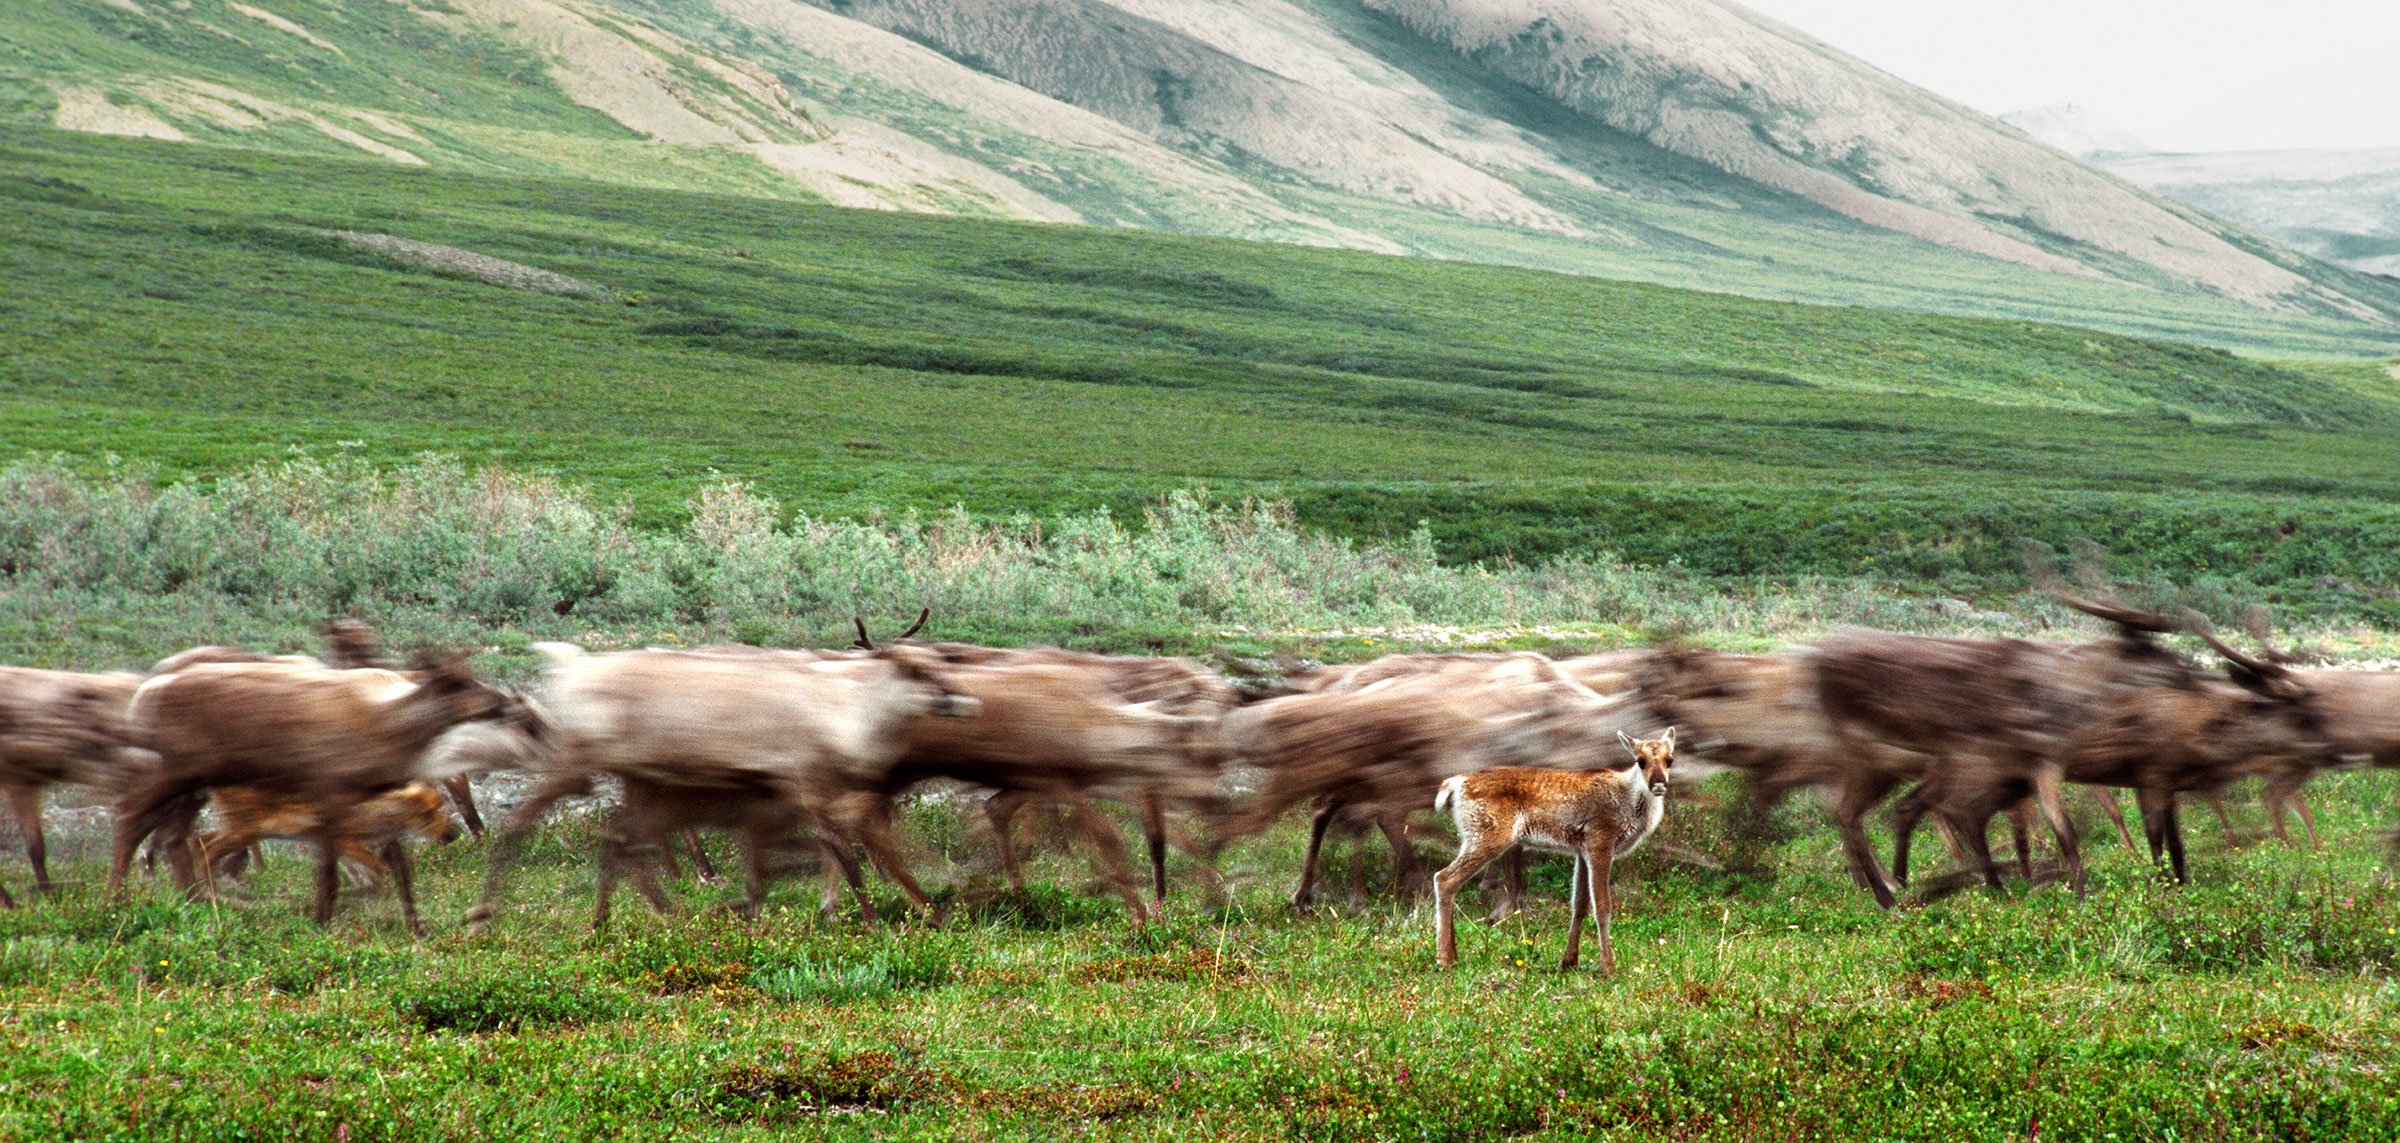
left=8, top=119, right=2400, bottom=1140
left=1, top=770, right=2395, bottom=1139
left=12, top=452, right=2399, bottom=673
left=8, top=129, right=2400, bottom=622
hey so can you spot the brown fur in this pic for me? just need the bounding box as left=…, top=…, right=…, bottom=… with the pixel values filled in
left=146, top=627, right=517, bottom=839
left=586, top=776, right=872, bottom=931
left=841, top=654, right=1232, bottom=921
left=0, top=668, right=146, bottom=904
left=1637, top=646, right=1933, bottom=898
left=315, top=620, right=497, bottom=837
left=473, top=642, right=977, bottom=930
left=1432, top=730, right=1674, bottom=971
left=1807, top=604, right=2205, bottom=905
left=108, top=656, right=519, bottom=934
left=1916, top=617, right=2328, bottom=888
left=1280, top=653, right=1552, bottom=908
left=147, top=647, right=323, bottom=674
left=195, top=782, right=460, bottom=890
left=1221, top=653, right=1645, bottom=909
left=1296, top=651, right=1653, bottom=914
left=924, top=646, right=1238, bottom=911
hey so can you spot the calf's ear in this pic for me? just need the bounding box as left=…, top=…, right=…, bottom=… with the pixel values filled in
left=1661, top=726, right=1678, bottom=749
left=1617, top=729, right=1637, bottom=755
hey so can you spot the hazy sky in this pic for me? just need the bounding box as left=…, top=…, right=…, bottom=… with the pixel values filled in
left=1735, top=0, right=2400, bottom=152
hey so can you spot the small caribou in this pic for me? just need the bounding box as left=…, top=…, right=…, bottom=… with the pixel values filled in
left=1433, top=729, right=1676, bottom=971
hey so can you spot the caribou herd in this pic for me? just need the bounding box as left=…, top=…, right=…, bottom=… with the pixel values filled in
left=0, top=593, right=2395, bottom=971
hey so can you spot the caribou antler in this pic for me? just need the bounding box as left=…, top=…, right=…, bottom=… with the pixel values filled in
left=2240, top=604, right=2307, bottom=666
left=2032, top=541, right=2177, bottom=634
left=852, top=607, right=932, bottom=650
left=321, top=617, right=393, bottom=670
left=2053, top=591, right=2177, bottom=635
left=2068, top=539, right=2113, bottom=597
left=2180, top=608, right=2298, bottom=695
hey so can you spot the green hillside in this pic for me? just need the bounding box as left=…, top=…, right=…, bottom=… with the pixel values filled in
left=8, top=0, right=2400, bottom=353
left=9, top=128, right=2400, bottom=614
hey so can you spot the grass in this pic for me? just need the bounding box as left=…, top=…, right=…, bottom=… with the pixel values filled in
left=9, top=128, right=2400, bottom=617
left=11, top=0, right=2400, bottom=352
left=2, top=769, right=2396, bottom=1139
left=11, top=15, right=2400, bottom=1136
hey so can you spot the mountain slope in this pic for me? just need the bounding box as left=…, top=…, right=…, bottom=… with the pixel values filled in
left=2101, top=148, right=2400, bottom=280
left=5, top=0, right=2399, bottom=351
left=1360, top=0, right=2378, bottom=318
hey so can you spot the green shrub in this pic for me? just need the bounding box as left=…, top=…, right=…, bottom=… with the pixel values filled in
left=747, top=948, right=952, bottom=1005
left=401, top=972, right=626, bottom=1033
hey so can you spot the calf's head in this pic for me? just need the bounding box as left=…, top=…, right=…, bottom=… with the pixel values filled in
left=1617, top=727, right=1677, bottom=796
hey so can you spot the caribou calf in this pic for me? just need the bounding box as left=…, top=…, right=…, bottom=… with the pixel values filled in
left=195, top=782, right=461, bottom=889
left=1432, top=729, right=1675, bottom=972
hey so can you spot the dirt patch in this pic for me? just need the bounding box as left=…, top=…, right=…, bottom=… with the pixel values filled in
left=322, top=231, right=608, bottom=299
left=710, top=1050, right=939, bottom=1120
left=229, top=3, right=345, bottom=55
left=50, top=85, right=186, bottom=142
left=439, top=0, right=820, bottom=146
left=128, top=78, right=423, bottom=164
left=708, top=1050, right=1157, bottom=1124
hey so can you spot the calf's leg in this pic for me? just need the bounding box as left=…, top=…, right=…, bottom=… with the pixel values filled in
left=1559, top=852, right=1589, bottom=970
left=1584, top=841, right=1618, bottom=974
left=382, top=838, right=426, bottom=938
left=443, top=775, right=486, bottom=840
left=1142, top=791, right=1169, bottom=907
left=6, top=784, right=48, bottom=893
left=984, top=791, right=1029, bottom=890
left=1433, top=829, right=1513, bottom=968
left=1291, top=802, right=1338, bottom=910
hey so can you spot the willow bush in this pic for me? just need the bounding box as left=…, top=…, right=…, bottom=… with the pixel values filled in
left=0, top=453, right=2345, bottom=671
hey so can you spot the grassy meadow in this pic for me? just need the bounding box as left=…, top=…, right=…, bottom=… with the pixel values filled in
left=0, top=457, right=2397, bottom=1139
left=8, top=127, right=2400, bottom=621
left=1, top=764, right=2395, bottom=1140
left=9, top=115, right=2400, bottom=1140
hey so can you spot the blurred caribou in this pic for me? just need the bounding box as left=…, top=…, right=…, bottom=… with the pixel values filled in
left=471, top=640, right=980, bottom=930
left=0, top=666, right=146, bottom=904
left=838, top=614, right=1239, bottom=919
left=1807, top=591, right=2226, bottom=905
left=1217, top=652, right=1646, bottom=909
left=1635, top=645, right=1934, bottom=899
left=108, top=652, right=536, bottom=933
